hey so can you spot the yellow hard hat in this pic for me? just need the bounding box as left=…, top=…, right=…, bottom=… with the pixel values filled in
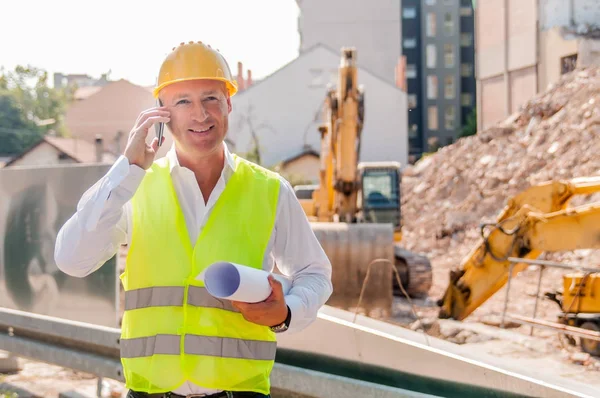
left=153, top=41, right=238, bottom=98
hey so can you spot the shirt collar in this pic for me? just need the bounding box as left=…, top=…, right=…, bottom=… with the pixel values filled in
left=165, top=141, right=236, bottom=175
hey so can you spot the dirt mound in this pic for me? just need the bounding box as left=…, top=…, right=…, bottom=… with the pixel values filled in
left=400, top=66, right=600, bottom=320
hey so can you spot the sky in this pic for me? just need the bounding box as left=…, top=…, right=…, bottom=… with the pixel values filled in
left=1, top=0, right=301, bottom=87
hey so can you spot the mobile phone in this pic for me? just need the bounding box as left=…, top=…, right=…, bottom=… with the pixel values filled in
left=155, top=99, right=165, bottom=147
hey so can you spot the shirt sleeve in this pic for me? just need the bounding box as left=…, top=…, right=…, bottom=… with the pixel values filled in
left=272, top=177, right=333, bottom=334
left=54, top=155, right=146, bottom=278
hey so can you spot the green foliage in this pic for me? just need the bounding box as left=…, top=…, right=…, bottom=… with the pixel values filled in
left=0, top=374, right=19, bottom=398
left=460, top=108, right=477, bottom=138
left=0, top=65, right=74, bottom=155
left=0, top=93, right=43, bottom=155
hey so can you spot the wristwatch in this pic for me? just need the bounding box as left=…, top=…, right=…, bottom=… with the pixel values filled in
left=270, top=305, right=291, bottom=333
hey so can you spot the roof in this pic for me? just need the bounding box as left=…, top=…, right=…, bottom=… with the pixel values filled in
left=280, top=147, right=320, bottom=167
left=72, top=78, right=153, bottom=102
left=3, top=135, right=116, bottom=166
left=74, top=86, right=103, bottom=100
left=232, top=42, right=406, bottom=98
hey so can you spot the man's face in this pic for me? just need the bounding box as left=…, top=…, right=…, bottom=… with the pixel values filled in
left=160, top=79, right=232, bottom=159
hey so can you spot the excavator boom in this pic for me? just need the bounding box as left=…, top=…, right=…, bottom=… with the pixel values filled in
left=438, top=177, right=600, bottom=320
left=312, top=48, right=364, bottom=223
left=297, top=48, right=432, bottom=315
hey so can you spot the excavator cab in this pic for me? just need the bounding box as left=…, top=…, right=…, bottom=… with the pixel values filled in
left=357, top=161, right=402, bottom=234
left=294, top=184, right=319, bottom=218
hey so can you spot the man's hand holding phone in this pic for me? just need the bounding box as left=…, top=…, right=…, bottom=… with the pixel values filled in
left=125, top=107, right=170, bottom=170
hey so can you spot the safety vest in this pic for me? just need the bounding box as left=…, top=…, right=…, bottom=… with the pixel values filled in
left=119, top=154, right=281, bottom=394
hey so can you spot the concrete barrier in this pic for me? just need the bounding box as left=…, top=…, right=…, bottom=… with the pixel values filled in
left=277, top=306, right=599, bottom=398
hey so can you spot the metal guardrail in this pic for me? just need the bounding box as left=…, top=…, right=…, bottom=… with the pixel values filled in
left=3, top=304, right=599, bottom=398
left=501, top=257, right=600, bottom=336
left=0, top=307, right=437, bottom=398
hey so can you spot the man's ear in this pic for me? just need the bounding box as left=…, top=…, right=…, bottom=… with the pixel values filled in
left=226, top=93, right=232, bottom=113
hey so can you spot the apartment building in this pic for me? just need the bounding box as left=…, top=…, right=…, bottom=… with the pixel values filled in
left=401, top=0, right=476, bottom=159
left=476, top=0, right=600, bottom=131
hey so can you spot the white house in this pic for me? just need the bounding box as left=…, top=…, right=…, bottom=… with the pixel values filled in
left=228, top=43, right=409, bottom=177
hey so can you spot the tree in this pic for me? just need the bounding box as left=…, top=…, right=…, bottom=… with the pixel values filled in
left=0, top=92, right=43, bottom=155
left=0, top=65, right=74, bottom=155
left=235, top=102, right=277, bottom=166
left=460, top=108, right=477, bottom=138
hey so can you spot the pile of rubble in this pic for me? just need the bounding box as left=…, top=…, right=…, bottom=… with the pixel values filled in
left=401, top=66, right=600, bottom=320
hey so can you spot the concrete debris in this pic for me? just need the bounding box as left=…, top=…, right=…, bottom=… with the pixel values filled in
left=401, top=66, right=600, bottom=323
left=0, top=350, right=21, bottom=374
left=479, top=315, right=520, bottom=329
left=569, top=352, right=592, bottom=365
left=447, top=329, right=496, bottom=345
left=420, top=321, right=496, bottom=345
left=409, top=316, right=440, bottom=336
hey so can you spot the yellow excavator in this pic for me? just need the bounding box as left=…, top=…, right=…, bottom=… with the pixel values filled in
left=437, top=177, right=600, bottom=355
left=294, top=48, right=432, bottom=308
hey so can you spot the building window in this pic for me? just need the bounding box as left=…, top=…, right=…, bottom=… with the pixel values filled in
left=425, top=0, right=437, bottom=5
left=445, top=106, right=455, bottom=130
left=403, top=37, right=417, bottom=49
left=403, top=7, right=417, bottom=19
left=461, top=63, right=473, bottom=77
left=444, top=13, right=454, bottom=36
left=409, top=124, right=418, bottom=138
left=461, top=93, right=473, bottom=107
left=561, top=54, right=578, bottom=74
left=460, top=6, right=473, bottom=17
left=426, top=44, right=437, bottom=68
left=428, top=106, right=439, bottom=130
left=406, top=64, right=417, bottom=78
left=426, top=12, right=437, bottom=37
left=444, top=44, right=455, bottom=67
left=427, top=75, right=438, bottom=99
left=461, top=32, right=473, bottom=47
left=444, top=75, right=455, bottom=99
left=408, top=94, right=418, bottom=109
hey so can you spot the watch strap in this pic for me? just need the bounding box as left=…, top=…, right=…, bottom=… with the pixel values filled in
left=270, top=305, right=291, bottom=332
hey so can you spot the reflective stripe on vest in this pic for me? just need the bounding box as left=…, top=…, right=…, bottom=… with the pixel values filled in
left=120, top=154, right=281, bottom=394
left=124, top=286, right=239, bottom=312
left=121, top=334, right=277, bottom=360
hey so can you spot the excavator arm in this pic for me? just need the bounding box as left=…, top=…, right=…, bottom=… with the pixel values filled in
left=312, top=47, right=364, bottom=223
left=438, top=177, right=600, bottom=320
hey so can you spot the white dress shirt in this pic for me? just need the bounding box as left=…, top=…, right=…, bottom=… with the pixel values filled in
left=54, top=142, right=333, bottom=396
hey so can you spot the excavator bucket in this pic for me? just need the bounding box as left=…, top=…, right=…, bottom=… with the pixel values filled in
left=310, top=222, right=395, bottom=318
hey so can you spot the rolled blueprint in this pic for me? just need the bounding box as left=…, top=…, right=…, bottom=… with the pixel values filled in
left=198, top=261, right=292, bottom=303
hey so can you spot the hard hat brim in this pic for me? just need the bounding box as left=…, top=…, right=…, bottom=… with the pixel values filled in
left=153, top=77, right=238, bottom=98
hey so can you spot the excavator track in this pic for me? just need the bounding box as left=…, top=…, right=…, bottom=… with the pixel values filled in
left=394, top=246, right=433, bottom=298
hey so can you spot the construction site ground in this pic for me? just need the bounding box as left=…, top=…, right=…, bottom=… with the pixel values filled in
left=388, top=65, right=600, bottom=390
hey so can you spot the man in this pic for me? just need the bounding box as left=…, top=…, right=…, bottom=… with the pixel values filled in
left=54, top=41, right=333, bottom=398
